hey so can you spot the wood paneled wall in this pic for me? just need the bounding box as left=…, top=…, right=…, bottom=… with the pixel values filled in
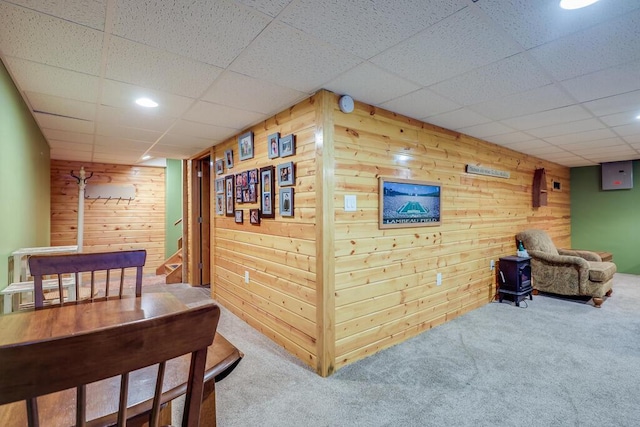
left=50, top=160, right=165, bottom=274
left=202, top=90, right=571, bottom=376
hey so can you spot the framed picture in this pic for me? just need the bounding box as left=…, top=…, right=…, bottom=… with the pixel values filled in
left=277, top=162, right=294, bottom=186
left=236, top=185, right=243, bottom=203
left=238, top=131, right=254, bottom=161
left=248, top=168, right=258, bottom=185
left=215, top=159, right=224, bottom=175
left=279, top=134, right=295, bottom=157
left=225, top=149, right=234, bottom=169
left=260, top=166, right=275, bottom=219
left=379, top=177, right=441, bottom=229
left=279, top=188, right=294, bottom=217
left=246, top=183, right=257, bottom=203
left=235, top=210, right=243, bottom=224
left=215, top=194, right=224, bottom=215
left=225, top=175, right=234, bottom=216
left=268, top=132, right=280, bottom=159
left=215, top=178, right=224, bottom=194
left=249, top=209, right=260, bottom=225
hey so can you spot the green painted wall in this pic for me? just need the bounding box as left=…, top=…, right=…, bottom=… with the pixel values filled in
left=0, top=60, right=51, bottom=290
left=571, top=161, right=640, bottom=274
left=165, top=159, right=183, bottom=258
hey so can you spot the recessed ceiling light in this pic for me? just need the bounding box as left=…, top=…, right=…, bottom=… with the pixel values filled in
left=142, top=155, right=152, bottom=160
left=135, top=97, right=158, bottom=108
left=559, top=0, right=600, bottom=10
left=636, top=114, right=640, bottom=120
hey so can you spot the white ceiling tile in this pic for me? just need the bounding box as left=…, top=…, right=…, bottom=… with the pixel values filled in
left=280, top=0, right=468, bottom=59
left=380, top=89, right=460, bottom=120
left=184, top=101, right=267, bottom=130
left=147, top=144, right=195, bottom=159
left=5, top=58, right=100, bottom=103
left=544, top=128, right=617, bottom=145
left=113, top=0, right=271, bottom=68
left=430, top=54, right=552, bottom=106
left=94, top=135, right=154, bottom=151
left=570, top=144, right=636, bottom=156
left=323, top=63, right=420, bottom=106
left=558, top=137, right=626, bottom=151
left=93, top=144, right=145, bottom=156
left=49, top=148, right=92, bottom=162
left=486, top=132, right=537, bottom=145
left=0, top=2, right=103, bottom=74
left=624, top=135, right=640, bottom=144
left=476, top=0, right=640, bottom=49
left=518, top=145, right=569, bottom=156
left=96, top=105, right=176, bottom=133
left=4, top=0, right=108, bottom=30
left=613, top=122, right=640, bottom=137
left=158, top=134, right=213, bottom=150
left=229, top=21, right=362, bottom=92
left=170, top=120, right=236, bottom=141
left=458, top=122, right=516, bottom=139
left=503, top=140, right=555, bottom=152
left=106, top=37, right=223, bottom=99
left=585, top=152, right=639, bottom=163
left=202, top=71, right=308, bottom=115
left=235, top=0, right=292, bottom=17
left=530, top=9, right=640, bottom=81
left=560, top=60, right=640, bottom=103
left=92, top=153, right=143, bottom=165
left=583, top=90, right=640, bottom=117
left=34, top=112, right=94, bottom=134
left=100, top=79, right=195, bottom=118
left=600, top=111, right=640, bottom=127
left=42, top=129, right=93, bottom=145
left=95, top=122, right=162, bottom=143
left=371, top=7, right=520, bottom=87
left=526, top=119, right=605, bottom=139
left=26, top=92, right=95, bottom=121
left=47, top=140, right=93, bottom=152
left=501, top=105, right=592, bottom=131
left=424, top=108, right=491, bottom=131
left=468, top=84, right=575, bottom=121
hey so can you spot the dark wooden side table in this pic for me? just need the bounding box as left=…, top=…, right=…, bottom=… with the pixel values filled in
left=498, top=256, right=533, bottom=307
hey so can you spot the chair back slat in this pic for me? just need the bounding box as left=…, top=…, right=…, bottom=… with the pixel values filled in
left=28, top=250, right=146, bottom=309
left=0, top=301, right=220, bottom=426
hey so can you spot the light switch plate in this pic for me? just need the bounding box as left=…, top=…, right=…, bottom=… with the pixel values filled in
left=344, top=195, right=357, bottom=212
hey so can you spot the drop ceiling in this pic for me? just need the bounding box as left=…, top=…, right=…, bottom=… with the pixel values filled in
left=1, top=0, right=639, bottom=167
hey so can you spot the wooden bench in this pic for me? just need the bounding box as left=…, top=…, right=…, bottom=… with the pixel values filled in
left=1, top=277, right=76, bottom=313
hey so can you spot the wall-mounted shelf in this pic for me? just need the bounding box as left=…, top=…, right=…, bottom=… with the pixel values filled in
left=533, top=168, right=548, bottom=207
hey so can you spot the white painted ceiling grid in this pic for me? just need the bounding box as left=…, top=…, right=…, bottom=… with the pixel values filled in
left=0, top=0, right=639, bottom=167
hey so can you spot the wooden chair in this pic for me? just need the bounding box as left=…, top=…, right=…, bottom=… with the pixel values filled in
left=0, top=300, right=220, bottom=427
left=28, top=250, right=147, bottom=309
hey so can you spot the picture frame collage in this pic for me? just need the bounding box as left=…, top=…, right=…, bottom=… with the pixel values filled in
left=215, top=131, right=296, bottom=223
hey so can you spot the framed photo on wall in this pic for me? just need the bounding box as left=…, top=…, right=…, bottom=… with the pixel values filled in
left=249, top=209, right=260, bottom=225
left=277, top=162, right=294, bottom=186
left=280, top=188, right=294, bottom=217
left=225, top=175, right=234, bottom=216
left=260, top=166, right=275, bottom=219
left=379, top=177, right=441, bottom=229
left=235, top=209, right=243, bottom=224
left=279, top=134, right=295, bottom=157
left=215, top=178, right=224, bottom=194
left=215, top=159, right=224, bottom=175
left=225, top=149, right=234, bottom=169
left=238, top=131, right=254, bottom=161
left=268, top=132, right=280, bottom=159
left=215, top=194, right=224, bottom=215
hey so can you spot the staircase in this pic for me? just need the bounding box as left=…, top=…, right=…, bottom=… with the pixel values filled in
left=157, top=220, right=183, bottom=284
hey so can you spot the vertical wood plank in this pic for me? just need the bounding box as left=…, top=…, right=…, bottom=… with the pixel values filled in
left=315, top=90, right=336, bottom=377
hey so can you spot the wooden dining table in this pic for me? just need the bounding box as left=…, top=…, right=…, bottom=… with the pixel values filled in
left=0, top=283, right=243, bottom=426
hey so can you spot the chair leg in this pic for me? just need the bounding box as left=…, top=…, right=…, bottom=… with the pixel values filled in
left=606, top=289, right=613, bottom=297
left=593, top=297, right=603, bottom=308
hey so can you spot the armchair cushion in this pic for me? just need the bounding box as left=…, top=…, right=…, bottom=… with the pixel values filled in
left=588, top=262, right=616, bottom=282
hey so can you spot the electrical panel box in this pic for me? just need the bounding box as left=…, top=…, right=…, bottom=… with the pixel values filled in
left=602, top=161, right=633, bottom=191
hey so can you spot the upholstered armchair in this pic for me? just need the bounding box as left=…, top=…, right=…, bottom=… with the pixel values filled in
left=515, top=229, right=616, bottom=308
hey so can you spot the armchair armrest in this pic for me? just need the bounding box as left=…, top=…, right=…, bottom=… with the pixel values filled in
left=529, top=250, right=591, bottom=268
left=558, top=248, right=601, bottom=262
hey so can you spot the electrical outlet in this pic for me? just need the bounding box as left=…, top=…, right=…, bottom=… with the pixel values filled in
left=490, top=260, right=495, bottom=271
left=436, top=272, right=442, bottom=286
left=244, top=271, right=249, bottom=284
